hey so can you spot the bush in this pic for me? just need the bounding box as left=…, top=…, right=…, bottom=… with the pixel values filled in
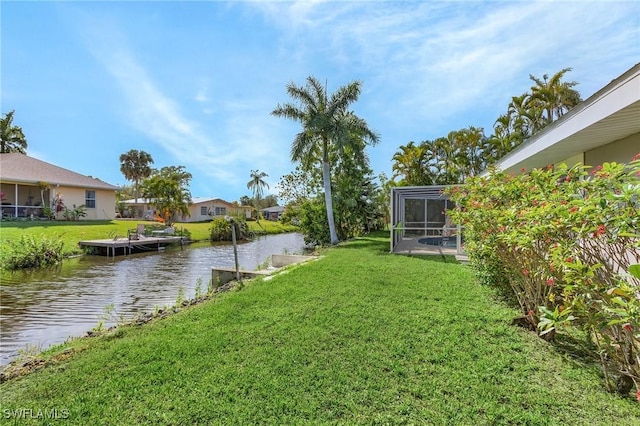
left=209, top=217, right=248, bottom=241
left=297, top=199, right=331, bottom=246
left=63, top=204, right=87, bottom=221
left=447, top=155, right=640, bottom=395
left=3, top=234, right=65, bottom=269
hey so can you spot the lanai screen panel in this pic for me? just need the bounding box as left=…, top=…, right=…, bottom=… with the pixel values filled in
left=391, top=185, right=451, bottom=249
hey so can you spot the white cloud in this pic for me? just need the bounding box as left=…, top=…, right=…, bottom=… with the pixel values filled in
left=78, top=19, right=268, bottom=190
left=253, top=0, right=639, bottom=133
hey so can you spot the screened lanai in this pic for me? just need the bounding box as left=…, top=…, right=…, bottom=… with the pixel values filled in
left=390, top=185, right=465, bottom=257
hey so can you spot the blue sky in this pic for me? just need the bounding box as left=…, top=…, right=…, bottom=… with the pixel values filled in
left=2, top=1, right=639, bottom=202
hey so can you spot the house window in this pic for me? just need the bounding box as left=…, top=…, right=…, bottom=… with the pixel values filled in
left=200, top=206, right=208, bottom=216
left=85, top=190, right=96, bottom=208
left=215, top=207, right=226, bottom=216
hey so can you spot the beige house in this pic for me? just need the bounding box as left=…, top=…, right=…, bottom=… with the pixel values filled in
left=0, top=153, right=118, bottom=220
left=121, top=197, right=252, bottom=223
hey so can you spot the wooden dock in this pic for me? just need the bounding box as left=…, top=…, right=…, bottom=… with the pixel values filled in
left=79, top=236, right=185, bottom=257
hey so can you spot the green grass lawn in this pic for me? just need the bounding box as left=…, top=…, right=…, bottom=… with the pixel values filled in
left=1, top=233, right=638, bottom=424
left=0, top=219, right=298, bottom=263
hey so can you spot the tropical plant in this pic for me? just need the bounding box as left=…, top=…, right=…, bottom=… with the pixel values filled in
left=447, top=155, right=640, bottom=395
left=247, top=170, right=269, bottom=219
left=391, top=141, right=434, bottom=186
left=431, top=127, right=490, bottom=184
left=119, top=150, right=154, bottom=203
left=209, top=216, right=248, bottom=241
left=272, top=76, right=379, bottom=245
left=488, top=68, right=581, bottom=162
left=141, top=166, right=192, bottom=226
left=63, top=204, right=87, bottom=221
left=529, top=67, right=581, bottom=126
left=0, top=110, right=28, bottom=154
left=392, top=127, right=491, bottom=187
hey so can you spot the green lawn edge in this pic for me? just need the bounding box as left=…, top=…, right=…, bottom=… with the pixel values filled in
left=0, top=219, right=298, bottom=265
left=1, top=232, right=638, bottom=424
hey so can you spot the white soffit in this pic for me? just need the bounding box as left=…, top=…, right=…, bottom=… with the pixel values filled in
left=491, top=64, right=640, bottom=174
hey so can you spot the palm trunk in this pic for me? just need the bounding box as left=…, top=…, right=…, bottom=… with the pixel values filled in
left=322, top=160, right=339, bottom=245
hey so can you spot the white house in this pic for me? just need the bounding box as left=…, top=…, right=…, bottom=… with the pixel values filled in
left=121, top=197, right=252, bottom=223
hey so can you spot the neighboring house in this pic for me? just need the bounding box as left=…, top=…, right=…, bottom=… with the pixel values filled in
left=390, top=63, right=640, bottom=255
left=121, top=197, right=251, bottom=223
left=0, top=153, right=118, bottom=220
left=187, top=198, right=252, bottom=222
left=260, top=206, right=285, bottom=221
left=487, top=63, right=640, bottom=175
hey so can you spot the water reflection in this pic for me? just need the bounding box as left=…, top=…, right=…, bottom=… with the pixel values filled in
left=0, top=233, right=304, bottom=365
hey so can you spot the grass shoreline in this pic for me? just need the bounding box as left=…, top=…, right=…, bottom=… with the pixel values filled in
left=0, top=219, right=298, bottom=268
left=1, top=233, right=638, bottom=424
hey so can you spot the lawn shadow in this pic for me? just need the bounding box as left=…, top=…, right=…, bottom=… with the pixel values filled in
left=403, top=254, right=459, bottom=263
left=550, top=332, right=601, bottom=368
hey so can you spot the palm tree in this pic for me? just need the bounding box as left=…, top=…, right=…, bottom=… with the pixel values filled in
left=391, top=141, right=432, bottom=186
left=529, top=67, right=581, bottom=125
left=1, top=110, right=28, bottom=154
left=119, top=150, right=154, bottom=203
left=272, top=76, right=379, bottom=245
left=247, top=169, right=269, bottom=218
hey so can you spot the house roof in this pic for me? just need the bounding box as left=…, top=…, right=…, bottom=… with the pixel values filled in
left=488, top=63, right=640, bottom=174
left=189, top=197, right=251, bottom=209
left=121, top=197, right=250, bottom=208
left=0, top=153, right=118, bottom=190
left=260, top=206, right=285, bottom=213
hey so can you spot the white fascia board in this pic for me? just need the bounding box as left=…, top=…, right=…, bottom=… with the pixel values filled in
left=488, top=65, right=640, bottom=174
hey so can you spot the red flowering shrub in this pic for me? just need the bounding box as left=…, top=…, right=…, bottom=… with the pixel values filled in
left=447, top=155, right=640, bottom=396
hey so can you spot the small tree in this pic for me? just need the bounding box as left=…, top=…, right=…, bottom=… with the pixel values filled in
left=141, top=166, right=192, bottom=226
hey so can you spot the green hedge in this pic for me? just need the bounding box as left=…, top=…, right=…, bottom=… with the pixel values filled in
left=447, top=156, right=640, bottom=396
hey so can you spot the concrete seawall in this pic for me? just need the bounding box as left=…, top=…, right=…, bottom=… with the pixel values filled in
left=212, top=254, right=317, bottom=287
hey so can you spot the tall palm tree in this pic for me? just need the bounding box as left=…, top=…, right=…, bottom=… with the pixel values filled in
left=247, top=169, right=269, bottom=215
left=119, top=149, right=154, bottom=203
left=0, top=110, right=28, bottom=154
left=272, top=76, right=379, bottom=245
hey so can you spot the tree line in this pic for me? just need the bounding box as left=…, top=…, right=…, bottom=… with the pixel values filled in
left=391, top=68, right=582, bottom=186
left=2, top=68, right=582, bottom=245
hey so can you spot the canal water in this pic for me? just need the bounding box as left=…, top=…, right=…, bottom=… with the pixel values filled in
left=0, top=233, right=305, bottom=365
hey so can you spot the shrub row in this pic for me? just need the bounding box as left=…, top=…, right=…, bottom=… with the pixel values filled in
left=447, top=156, right=640, bottom=397
left=2, top=234, right=65, bottom=269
